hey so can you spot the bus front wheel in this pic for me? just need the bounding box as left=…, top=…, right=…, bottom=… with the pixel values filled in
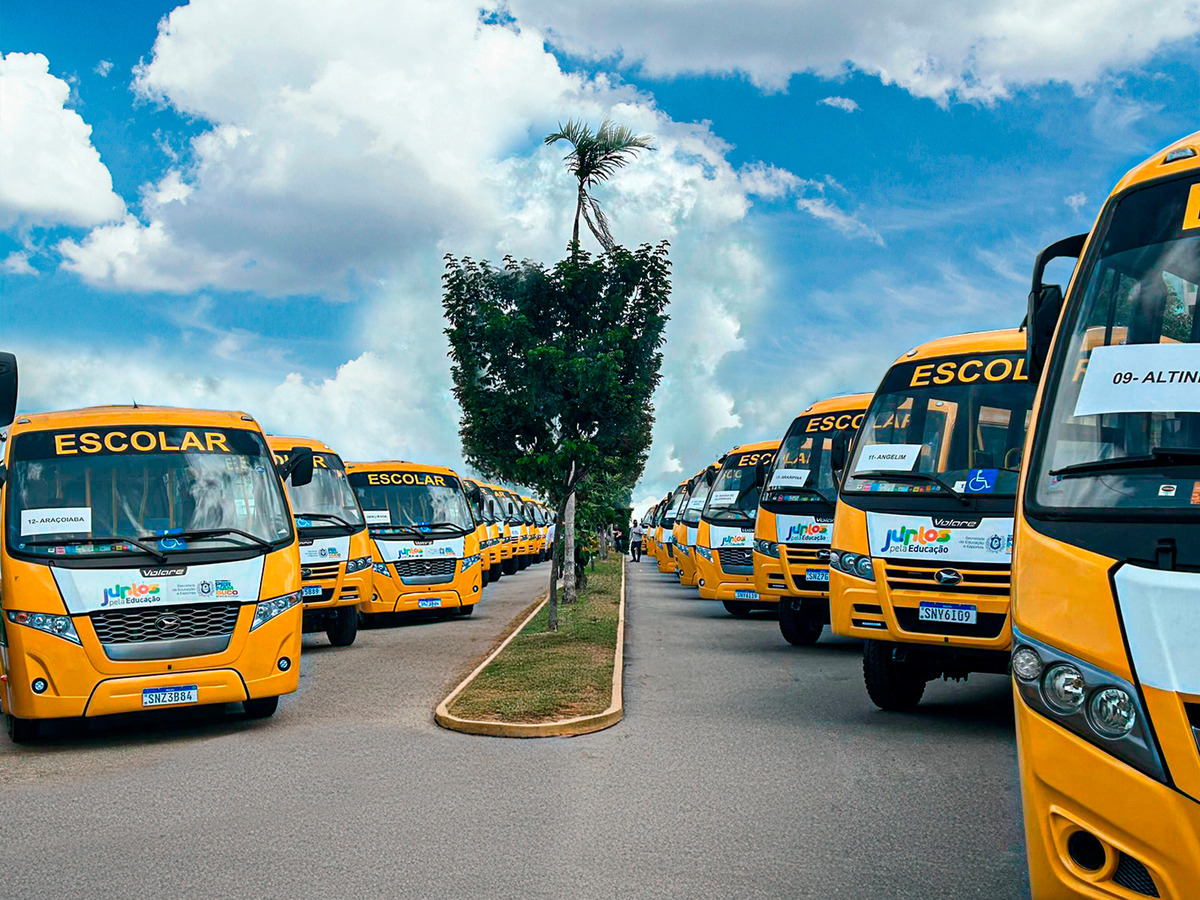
left=722, top=600, right=753, bottom=618
left=243, top=696, right=280, bottom=719
left=6, top=714, right=38, bottom=744
left=502, top=558, right=518, bottom=576
left=779, top=600, right=823, bottom=645
left=326, top=606, right=358, bottom=647
left=863, top=640, right=927, bottom=711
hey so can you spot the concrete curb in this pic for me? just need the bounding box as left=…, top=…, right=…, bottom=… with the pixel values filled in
left=435, top=558, right=627, bottom=738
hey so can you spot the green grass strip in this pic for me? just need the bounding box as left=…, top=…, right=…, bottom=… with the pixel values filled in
left=448, top=556, right=622, bottom=723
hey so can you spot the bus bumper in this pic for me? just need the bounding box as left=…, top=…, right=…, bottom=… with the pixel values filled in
left=360, top=586, right=477, bottom=615
left=1015, top=688, right=1199, bottom=899
left=753, top=551, right=787, bottom=603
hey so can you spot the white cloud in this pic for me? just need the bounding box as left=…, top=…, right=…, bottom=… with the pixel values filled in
left=94, top=60, right=114, bottom=77
left=2, top=250, right=36, bottom=275
left=0, top=53, right=126, bottom=228
left=1064, top=192, right=1089, bottom=213
left=818, top=96, right=859, bottom=112
left=500, top=0, right=1200, bottom=103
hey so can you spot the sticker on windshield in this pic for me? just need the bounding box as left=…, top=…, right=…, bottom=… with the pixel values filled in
left=964, top=469, right=998, bottom=494
left=769, top=468, right=810, bottom=489
left=708, top=490, right=740, bottom=506
left=1074, top=344, right=1200, bottom=417
left=855, top=444, right=922, bottom=473
left=363, top=510, right=390, bottom=524
left=20, top=507, right=92, bottom=536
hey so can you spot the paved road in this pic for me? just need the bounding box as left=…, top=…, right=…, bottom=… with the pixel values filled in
left=0, top=558, right=1028, bottom=899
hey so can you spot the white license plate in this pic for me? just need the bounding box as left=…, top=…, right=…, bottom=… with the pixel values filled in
left=417, top=598, right=442, bottom=609
left=804, top=568, right=830, bottom=583
left=918, top=602, right=977, bottom=624
left=734, top=589, right=759, bottom=600
left=302, top=585, right=323, bottom=597
left=142, top=686, right=198, bottom=707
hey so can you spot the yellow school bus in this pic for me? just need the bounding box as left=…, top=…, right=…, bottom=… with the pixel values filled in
left=755, top=394, right=871, bottom=645
left=1013, top=132, right=1200, bottom=899
left=494, top=486, right=527, bottom=574
left=267, top=436, right=372, bottom=647
left=484, top=482, right=516, bottom=576
left=462, top=478, right=502, bottom=584
left=656, top=479, right=689, bottom=574
left=348, top=462, right=483, bottom=619
left=693, top=440, right=779, bottom=615
left=1, top=403, right=309, bottom=742
left=828, top=329, right=1035, bottom=708
left=643, top=498, right=663, bottom=563
left=673, top=464, right=719, bottom=587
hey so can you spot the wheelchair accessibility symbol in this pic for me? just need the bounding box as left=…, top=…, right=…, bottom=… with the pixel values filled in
left=965, top=468, right=998, bottom=494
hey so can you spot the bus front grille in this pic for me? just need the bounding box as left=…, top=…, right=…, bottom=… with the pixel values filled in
left=90, top=603, right=241, bottom=661
left=884, top=561, right=1011, bottom=597
left=716, top=548, right=753, bottom=574
left=301, top=561, right=342, bottom=580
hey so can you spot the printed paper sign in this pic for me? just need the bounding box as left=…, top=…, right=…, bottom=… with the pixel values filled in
left=775, top=515, right=834, bottom=545
left=51, top=557, right=266, bottom=615
left=708, top=525, right=753, bottom=548
left=866, top=513, right=1014, bottom=563
left=372, top=536, right=465, bottom=562
left=686, top=497, right=706, bottom=511
left=708, top=490, right=740, bottom=506
left=363, top=510, right=391, bottom=524
left=299, top=536, right=350, bottom=564
left=769, top=468, right=810, bottom=489
left=855, top=444, right=923, bottom=473
left=1075, top=344, right=1200, bottom=417
left=20, top=507, right=92, bottom=536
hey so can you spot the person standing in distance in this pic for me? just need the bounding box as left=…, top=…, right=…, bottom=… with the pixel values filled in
left=629, top=519, right=644, bottom=561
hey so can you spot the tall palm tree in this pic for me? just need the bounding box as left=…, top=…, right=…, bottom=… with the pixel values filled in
left=544, top=118, right=654, bottom=253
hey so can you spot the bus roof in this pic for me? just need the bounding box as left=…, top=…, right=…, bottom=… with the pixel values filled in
left=9, top=405, right=260, bottom=432
left=265, top=434, right=340, bottom=455
left=345, top=460, right=462, bottom=479
left=799, top=392, right=875, bottom=416
left=894, top=327, right=1026, bottom=367
left=726, top=438, right=781, bottom=456
left=1114, top=130, right=1200, bottom=194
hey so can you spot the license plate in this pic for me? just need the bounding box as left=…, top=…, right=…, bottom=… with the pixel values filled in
left=918, top=601, right=977, bottom=624
left=804, top=568, right=830, bottom=583
left=302, top=585, right=323, bottom=597
left=417, top=598, right=442, bottom=609
left=734, top=589, right=758, bottom=600
left=142, top=685, right=198, bottom=707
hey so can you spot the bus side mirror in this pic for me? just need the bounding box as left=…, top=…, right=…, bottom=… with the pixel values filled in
left=754, top=458, right=768, bottom=488
left=279, top=446, right=314, bottom=487
left=0, top=463, right=6, bottom=488
left=1026, top=233, right=1086, bottom=380
left=830, top=430, right=850, bottom=476
left=0, top=352, right=18, bottom=428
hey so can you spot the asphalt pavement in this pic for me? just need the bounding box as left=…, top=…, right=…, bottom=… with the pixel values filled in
left=0, top=557, right=1028, bottom=899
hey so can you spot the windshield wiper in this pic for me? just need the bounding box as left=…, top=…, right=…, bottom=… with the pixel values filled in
left=851, top=470, right=971, bottom=506
left=164, top=527, right=273, bottom=551
left=709, top=507, right=753, bottom=521
left=24, top=536, right=168, bottom=562
left=296, top=512, right=359, bottom=530
left=1050, top=447, right=1200, bottom=481
left=766, top=484, right=834, bottom=505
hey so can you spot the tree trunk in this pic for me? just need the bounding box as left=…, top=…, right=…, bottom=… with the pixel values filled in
left=563, top=487, right=577, bottom=604
left=546, top=493, right=570, bottom=632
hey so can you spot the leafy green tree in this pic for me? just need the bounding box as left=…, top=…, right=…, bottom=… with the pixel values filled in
left=544, top=118, right=654, bottom=252
left=442, top=244, right=670, bottom=628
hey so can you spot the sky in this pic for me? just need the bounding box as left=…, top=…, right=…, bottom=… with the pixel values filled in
left=3, top=0, right=1199, bottom=516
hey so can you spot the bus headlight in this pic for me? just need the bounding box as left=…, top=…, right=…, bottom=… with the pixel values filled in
left=372, top=562, right=389, bottom=575
left=460, top=554, right=481, bottom=571
left=830, top=550, right=875, bottom=582
left=1012, top=627, right=1164, bottom=782
left=6, top=610, right=81, bottom=645
left=251, top=591, right=301, bottom=631
left=754, top=539, right=780, bottom=559
left=694, top=545, right=713, bottom=562
left=345, top=555, right=374, bottom=574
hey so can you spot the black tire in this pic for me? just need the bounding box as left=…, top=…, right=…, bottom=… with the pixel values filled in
left=243, top=696, right=280, bottom=719
left=502, top=557, right=518, bottom=576
left=480, top=566, right=489, bottom=588
left=6, top=714, right=38, bottom=744
left=723, top=600, right=754, bottom=618
left=325, top=605, right=358, bottom=647
left=862, top=640, right=927, bottom=711
left=458, top=602, right=475, bottom=617
left=779, top=599, right=823, bottom=646
left=489, top=564, right=502, bottom=582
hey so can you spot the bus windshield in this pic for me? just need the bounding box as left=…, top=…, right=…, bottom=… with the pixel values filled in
left=704, top=448, right=776, bottom=522
left=1032, top=174, right=1200, bottom=515
left=763, top=410, right=866, bottom=507
left=7, top=426, right=292, bottom=559
left=662, top=489, right=685, bottom=527
left=348, top=472, right=474, bottom=536
left=844, top=353, right=1035, bottom=499
left=681, top=470, right=715, bottom=526
left=280, top=452, right=364, bottom=533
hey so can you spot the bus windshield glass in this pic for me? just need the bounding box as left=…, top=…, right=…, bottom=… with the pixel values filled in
left=1032, top=175, right=1200, bottom=514
left=704, top=448, right=777, bottom=522
left=844, top=353, right=1035, bottom=499
left=7, top=426, right=292, bottom=559
left=348, top=471, right=474, bottom=536
left=763, top=410, right=866, bottom=507
left=663, top=489, right=686, bottom=526
left=280, top=452, right=364, bottom=533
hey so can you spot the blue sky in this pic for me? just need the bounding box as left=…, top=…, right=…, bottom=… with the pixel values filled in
left=3, top=0, right=1199, bottom=512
